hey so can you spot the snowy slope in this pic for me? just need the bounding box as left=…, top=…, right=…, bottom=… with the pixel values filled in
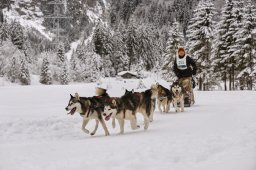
left=0, top=80, right=256, bottom=170
left=3, top=1, right=52, bottom=40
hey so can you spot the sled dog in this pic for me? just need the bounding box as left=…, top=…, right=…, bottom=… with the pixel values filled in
left=171, top=81, right=184, bottom=112
left=65, top=93, right=110, bottom=136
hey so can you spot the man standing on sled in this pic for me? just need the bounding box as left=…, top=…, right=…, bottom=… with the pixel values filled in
left=173, top=47, right=197, bottom=105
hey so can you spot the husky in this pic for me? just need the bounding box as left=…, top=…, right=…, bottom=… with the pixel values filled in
left=179, top=77, right=195, bottom=105
left=171, top=81, right=184, bottom=112
left=103, top=86, right=158, bottom=134
left=155, top=83, right=172, bottom=113
left=103, top=95, right=141, bottom=134
left=65, top=93, right=110, bottom=136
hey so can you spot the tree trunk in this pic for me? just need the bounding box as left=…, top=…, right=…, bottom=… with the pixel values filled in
left=239, top=78, right=243, bottom=90
left=229, top=68, right=232, bottom=91
left=249, top=77, right=253, bottom=90
left=0, top=10, right=3, bottom=23
left=232, top=63, right=235, bottom=90
left=224, top=72, right=227, bottom=91
left=232, top=64, right=235, bottom=90
left=199, top=76, right=203, bottom=91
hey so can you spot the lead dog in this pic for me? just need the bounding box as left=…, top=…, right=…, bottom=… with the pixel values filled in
left=65, top=93, right=110, bottom=136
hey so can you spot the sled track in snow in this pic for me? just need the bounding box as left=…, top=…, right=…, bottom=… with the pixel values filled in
left=0, top=116, right=86, bottom=143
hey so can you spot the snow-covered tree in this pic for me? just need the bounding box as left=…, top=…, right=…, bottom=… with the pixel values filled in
left=60, top=62, right=69, bottom=85
left=211, top=0, right=236, bottom=91
left=69, top=50, right=82, bottom=82
left=93, top=22, right=113, bottom=58
left=136, top=25, right=157, bottom=70
left=111, top=23, right=128, bottom=75
left=57, top=43, right=66, bottom=64
left=40, top=57, right=52, bottom=85
left=162, top=21, right=184, bottom=82
left=84, top=52, right=104, bottom=82
left=52, top=43, right=67, bottom=83
left=8, top=56, right=20, bottom=83
left=125, top=21, right=138, bottom=70
left=235, top=0, right=256, bottom=90
left=186, top=0, right=216, bottom=90
left=0, top=22, right=9, bottom=44
left=19, top=59, right=31, bottom=85
left=9, top=21, right=25, bottom=51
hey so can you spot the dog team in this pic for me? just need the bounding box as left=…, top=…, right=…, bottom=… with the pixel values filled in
left=65, top=81, right=188, bottom=136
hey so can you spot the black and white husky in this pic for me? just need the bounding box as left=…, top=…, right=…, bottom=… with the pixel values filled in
left=171, top=81, right=184, bottom=112
left=65, top=93, right=110, bottom=136
left=103, top=86, right=158, bottom=134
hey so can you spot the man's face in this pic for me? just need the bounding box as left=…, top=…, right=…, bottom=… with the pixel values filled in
left=178, top=50, right=185, bottom=57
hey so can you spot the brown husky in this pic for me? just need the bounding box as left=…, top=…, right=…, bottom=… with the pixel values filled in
left=155, top=83, right=173, bottom=113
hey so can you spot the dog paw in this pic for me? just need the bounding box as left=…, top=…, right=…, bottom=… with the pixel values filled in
left=82, top=129, right=90, bottom=134
left=181, top=109, right=184, bottom=112
left=105, top=132, right=110, bottom=136
left=176, top=109, right=180, bottom=113
left=90, top=132, right=95, bottom=136
left=144, top=124, right=149, bottom=130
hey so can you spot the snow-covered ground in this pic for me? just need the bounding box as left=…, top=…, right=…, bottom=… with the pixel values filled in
left=0, top=79, right=256, bottom=170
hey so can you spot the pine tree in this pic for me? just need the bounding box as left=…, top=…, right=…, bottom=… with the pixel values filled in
left=9, top=21, right=25, bottom=50
left=125, top=20, right=138, bottom=70
left=85, top=52, right=104, bottom=82
left=111, top=22, right=128, bottom=75
left=0, top=22, right=9, bottom=44
left=19, top=59, right=31, bottom=85
left=162, top=21, right=184, bottom=82
left=57, top=43, right=65, bottom=64
left=53, top=43, right=66, bottom=83
left=60, top=62, right=69, bottom=85
left=136, top=25, right=156, bottom=71
left=186, top=0, right=216, bottom=90
left=8, top=56, right=19, bottom=83
left=235, top=0, right=256, bottom=90
left=93, top=23, right=113, bottom=57
left=211, top=0, right=236, bottom=91
left=40, top=57, right=52, bottom=85
left=70, top=50, right=82, bottom=82
left=228, top=0, right=245, bottom=90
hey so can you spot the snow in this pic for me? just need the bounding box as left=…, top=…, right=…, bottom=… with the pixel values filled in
left=0, top=78, right=256, bottom=170
left=65, top=40, right=81, bottom=61
left=3, top=4, right=52, bottom=41
left=117, top=71, right=138, bottom=76
left=87, top=9, right=101, bottom=22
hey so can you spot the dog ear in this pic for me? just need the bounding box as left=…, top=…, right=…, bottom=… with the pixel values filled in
left=112, top=99, right=117, bottom=106
left=75, top=93, right=80, bottom=101
left=70, top=94, right=74, bottom=98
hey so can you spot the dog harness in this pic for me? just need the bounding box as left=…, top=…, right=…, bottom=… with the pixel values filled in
left=176, top=56, right=187, bottom=70
left=158, top=96, right=167, bottom=101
